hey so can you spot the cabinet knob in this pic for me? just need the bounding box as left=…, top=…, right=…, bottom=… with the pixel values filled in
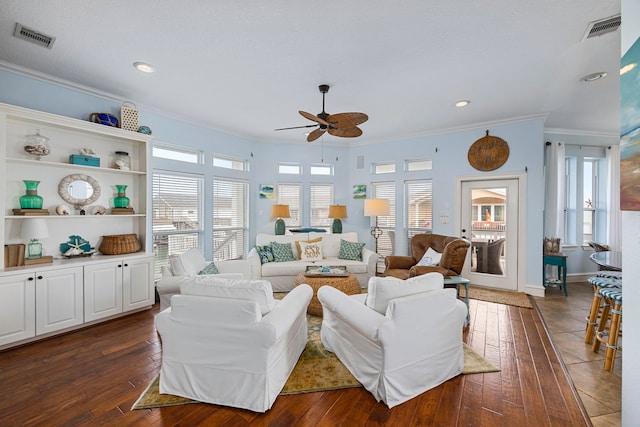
left=124, top=263, right=128, bottom=267
left=37, top=275, right=43, bottom=280
left=28, top=277, right=34, bottom=281
left=118, top=264, right=122, bottom=268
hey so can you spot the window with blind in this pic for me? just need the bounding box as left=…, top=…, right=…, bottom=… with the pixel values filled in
left=213, top=178, right=248, bottom=261
left=310, top=184, right=334, bottom=229
left=372, top=182, right=396, bottom=258
left=406, top=180, right=433, bottom=242
left=152, top=172, right=203, bottom=278
left=277, top=183, right=301, bottom=228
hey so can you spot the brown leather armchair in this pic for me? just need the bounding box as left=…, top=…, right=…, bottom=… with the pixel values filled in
left=384, top=233, right=470, bottom=280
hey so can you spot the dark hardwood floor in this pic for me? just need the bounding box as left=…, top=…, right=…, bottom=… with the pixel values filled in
left=0, top=297, right=589, bottom=426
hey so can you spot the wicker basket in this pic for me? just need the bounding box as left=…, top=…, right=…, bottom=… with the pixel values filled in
left=98, top=234, right=141, bottom=255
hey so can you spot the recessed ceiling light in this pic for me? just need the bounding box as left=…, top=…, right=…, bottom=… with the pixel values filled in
left=581, top=72, right=607, bottom=82
left=621, top=63, right=636, bottom=75
left=455, top=100, right=470, bottom=107
left=133, top=61, right=155, bottom=73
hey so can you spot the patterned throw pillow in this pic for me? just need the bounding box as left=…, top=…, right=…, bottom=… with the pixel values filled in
left=270, top=241, right=296, bottom=262
left=255, top=245, right=275, bottom=264
left=299, top=240, right=323, bottom=262
left=295, top=237, right=322, bottom=259
left=416, top=247, right=442, bottom=266
left=198, top=261, right=219, bottom=275
left=338, top=239, right=365, bottom=261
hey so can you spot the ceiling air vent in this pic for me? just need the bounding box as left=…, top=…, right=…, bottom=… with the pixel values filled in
left=13, top=23, right=56, bottom=49
left=582, top=15, right=621, bottom=41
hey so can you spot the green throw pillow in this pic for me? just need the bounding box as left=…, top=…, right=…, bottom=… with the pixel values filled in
left=270, top=241, right=295, bottom=262
left=339, top=240, right=365, bottom=261
left=255, top=245, right=275, bottom=264
left=198, top=261, right=219, bottom=275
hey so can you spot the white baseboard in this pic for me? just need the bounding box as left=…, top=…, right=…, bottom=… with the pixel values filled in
left=525, top=284, right=546, bottom=297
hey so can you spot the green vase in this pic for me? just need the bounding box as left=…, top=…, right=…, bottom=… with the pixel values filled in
left=20, top=180, right=43, bottom=209
left=114, top=185, right=130, bottom=208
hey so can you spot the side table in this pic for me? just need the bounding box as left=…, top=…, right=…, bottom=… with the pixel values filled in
left=443, top=276, right=470, bottom=326
left=543, top=253, right=567, bottom=296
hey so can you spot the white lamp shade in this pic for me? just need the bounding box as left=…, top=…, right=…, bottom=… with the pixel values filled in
left=364, top=199, right=390, bottom=217
left=21, top=218, right=49, bottom=240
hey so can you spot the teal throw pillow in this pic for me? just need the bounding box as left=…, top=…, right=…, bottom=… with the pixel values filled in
left=255, top=245, right=275, bottom=264
left=198, top=261, right=219, bottom=275
left=270, top=241, right=295, bottom=262
left=339, top=240, right=365, bottom=261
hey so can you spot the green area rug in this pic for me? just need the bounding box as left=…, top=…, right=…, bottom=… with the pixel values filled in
left=133, top=316, right=498, bottom=410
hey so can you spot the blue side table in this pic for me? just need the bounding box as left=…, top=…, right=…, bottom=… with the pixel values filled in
left=543, top=253, right=567, bottom=296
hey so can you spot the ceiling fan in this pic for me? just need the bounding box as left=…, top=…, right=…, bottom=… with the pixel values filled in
left=275, top=84, right=368, bottom=142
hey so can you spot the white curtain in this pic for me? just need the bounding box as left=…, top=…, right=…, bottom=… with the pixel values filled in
left=606, top=145, right=621, bottom=251
left=544, top=142, right=565, bottom=240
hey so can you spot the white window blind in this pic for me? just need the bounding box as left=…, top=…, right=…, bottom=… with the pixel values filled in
left=372, top=182, right=396, bottom=257
left=310, top=184, right=334, bottom=228
left=277, top=183, right=301, bottom=228
left=406, top=180, right=433, bottom=242
left=152, top=172, right=203, bottom=277
left=213, top=179, right=248, bottom=260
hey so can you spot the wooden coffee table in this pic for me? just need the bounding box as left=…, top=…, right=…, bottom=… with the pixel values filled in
left=293, top=272, right=362, bottom=316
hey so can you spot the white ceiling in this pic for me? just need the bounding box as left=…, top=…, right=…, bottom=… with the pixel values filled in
left=0, top=1, right=621, bottom=144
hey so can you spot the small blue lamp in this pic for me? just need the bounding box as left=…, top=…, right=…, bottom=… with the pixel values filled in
left=271, top=204, right=291, bottom=235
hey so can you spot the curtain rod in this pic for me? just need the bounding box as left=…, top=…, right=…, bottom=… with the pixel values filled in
left=545, top=141, right=612, bottom=149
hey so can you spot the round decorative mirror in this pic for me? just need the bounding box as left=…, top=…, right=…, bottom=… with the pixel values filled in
left=58, top=174, right=101, bottom=208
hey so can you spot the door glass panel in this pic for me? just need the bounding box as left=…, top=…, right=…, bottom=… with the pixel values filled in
left=470, top=187, right=506, bottom=276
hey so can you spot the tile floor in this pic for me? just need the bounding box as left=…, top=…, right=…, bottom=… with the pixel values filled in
left=534, top=281, right=622, bottom=427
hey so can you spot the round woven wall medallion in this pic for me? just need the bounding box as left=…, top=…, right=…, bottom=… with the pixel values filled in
left=468, top=130, right=509, bottom=171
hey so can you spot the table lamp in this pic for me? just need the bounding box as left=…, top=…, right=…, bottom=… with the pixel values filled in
left=328, top=205, right=348, bottom=234
left=21, top=218, right=49, bottom=259
left=364, top=198, right=390, bottom=253
left=271, top=204, right=291, bottom=235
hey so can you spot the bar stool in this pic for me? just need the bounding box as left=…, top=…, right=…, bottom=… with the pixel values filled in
left=584, top=275, right=621, bottom=344
left=594, top=287, right=622, bottom=371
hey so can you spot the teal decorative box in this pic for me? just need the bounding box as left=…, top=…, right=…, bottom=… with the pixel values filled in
left=69, top=154, right=100, bottom=167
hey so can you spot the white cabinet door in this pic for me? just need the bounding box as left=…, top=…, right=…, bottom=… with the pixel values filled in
left=0, top=273, right=36, bottom=346
left=122, top=256, right=154, bottom=312
left=84, top=261, right=123, bottom=322
left=35, top=267, right=84, bottom=335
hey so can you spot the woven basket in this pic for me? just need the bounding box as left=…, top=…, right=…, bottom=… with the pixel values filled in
left=120, top=102, right=139, bottom=132
left=99, top=234, right=141, bottom=255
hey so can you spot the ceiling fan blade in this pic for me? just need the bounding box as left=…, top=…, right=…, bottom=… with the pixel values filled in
left=328, top=126, right=363, bottom=138
left=307, top=128, right=326, bottom=142
left=274, top=124, right=318, bottom=131
left=327, top=112, right=369, bottom=129
left=299, top=110, right=329, bottom=126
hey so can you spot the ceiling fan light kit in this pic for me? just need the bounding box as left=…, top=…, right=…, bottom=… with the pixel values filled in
left=276, top=84, right=368, bottom=142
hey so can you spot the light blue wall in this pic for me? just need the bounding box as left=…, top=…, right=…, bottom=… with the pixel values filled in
left=1, top=68, right=546, bottom=287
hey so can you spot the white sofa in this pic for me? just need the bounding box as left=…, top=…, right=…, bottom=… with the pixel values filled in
left=318, top=273, right=468, bottom=408
left=247, top=232, right=377, bottom=292
left=155, top=276, right=312, bottom=412
left=156, top=248, right=252, bottom=310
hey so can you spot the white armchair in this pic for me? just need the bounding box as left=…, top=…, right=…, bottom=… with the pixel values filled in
left=156, top=248, right=251, bottom=310
left=317, top=273, right=467, bottom=408
left=155, top=277, right=313, bottom=413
